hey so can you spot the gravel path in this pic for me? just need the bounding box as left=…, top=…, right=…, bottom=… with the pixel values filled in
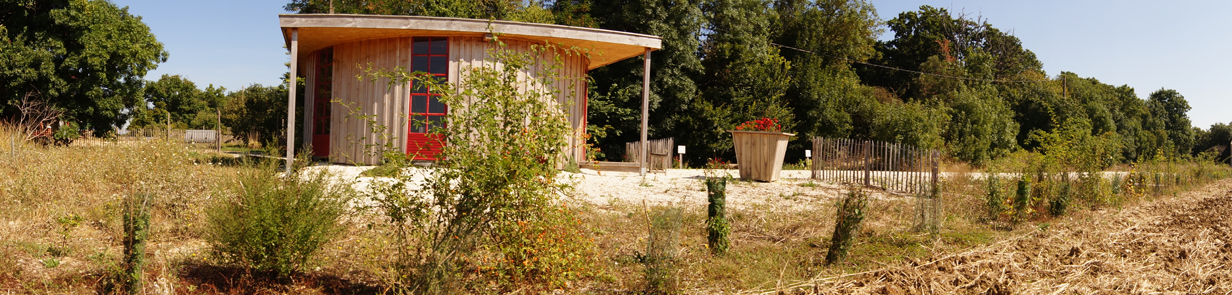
left=305, top=165, right=861, bottom=210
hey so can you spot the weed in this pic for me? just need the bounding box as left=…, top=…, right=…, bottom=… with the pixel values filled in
left=41, top=257, right=60, bottom=268
left=705, top=177, right=730, bottom=256
left=826, top=188, right=868, bottom=265
left=122, top=193, right=152, bottom=294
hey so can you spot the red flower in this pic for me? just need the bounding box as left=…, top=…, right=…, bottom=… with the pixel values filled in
left=735, top=117, right=781, bottom=132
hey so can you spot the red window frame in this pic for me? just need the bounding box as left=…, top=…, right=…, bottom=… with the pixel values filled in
left=312, top=47, right=333, bottom=157
left=406, top=37, right=449, bottom=160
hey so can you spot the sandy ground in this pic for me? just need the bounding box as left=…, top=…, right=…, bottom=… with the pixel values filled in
left=304, top=165, right=871, bottom=210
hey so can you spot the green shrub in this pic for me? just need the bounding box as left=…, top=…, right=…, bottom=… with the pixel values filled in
left=1013, top=177, right=1032, bottom=223
left=705, top=177, right=730, bottom=256
left=826, top=188, right=868, bottom=265
left=122, top=193, right=151, bottom=294
left=1049, top=180, right=1071, bottom=216
left=365, top=38, right=594, bottom=292
left=984, top=176, right=1007, bottom=223
left=205, top=159, right=351, bottom=278
left=643, top=207, right=682, bottom=294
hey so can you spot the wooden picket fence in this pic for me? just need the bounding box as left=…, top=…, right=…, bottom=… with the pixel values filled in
left=810, top=137, right=940, bottom=195
left=625, top=137, right=675, bottom=171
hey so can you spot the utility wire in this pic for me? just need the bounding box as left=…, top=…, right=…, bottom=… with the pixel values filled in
left=770, top=42, right=1047, bottom=84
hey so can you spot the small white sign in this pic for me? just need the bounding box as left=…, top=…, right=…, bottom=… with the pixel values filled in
left=677, top=145, right=686, bottom=154
left=805, top=149, right=812, bottom=158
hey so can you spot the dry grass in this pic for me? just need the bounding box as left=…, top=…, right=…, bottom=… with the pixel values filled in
left=2, top=122, right=1230, bottom=294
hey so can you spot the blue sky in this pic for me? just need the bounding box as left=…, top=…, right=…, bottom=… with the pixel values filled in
left=112, top=0, right=1229, bottom=129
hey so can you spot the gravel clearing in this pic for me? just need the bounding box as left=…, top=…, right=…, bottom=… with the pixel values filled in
left=304, top=165, right=890, bottom=210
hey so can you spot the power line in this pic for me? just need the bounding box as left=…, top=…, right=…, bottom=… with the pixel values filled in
left=770, top=42, right=1047, bottom=84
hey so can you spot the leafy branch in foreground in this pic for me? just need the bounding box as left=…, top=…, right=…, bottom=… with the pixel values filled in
left=364, top=37, right=595, bottom=293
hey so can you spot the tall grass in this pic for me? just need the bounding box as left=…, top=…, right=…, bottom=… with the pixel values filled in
left=0, top=123, right=238, bottom=291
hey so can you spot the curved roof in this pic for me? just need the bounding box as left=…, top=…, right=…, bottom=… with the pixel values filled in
left=280, top=14, right=662, bottom=70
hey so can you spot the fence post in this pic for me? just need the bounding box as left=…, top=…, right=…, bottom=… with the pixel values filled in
left=216, top=108, right=222, bottom=154
left=863, top=140, right=871, bottom=187
left=930, top=150, right=939, bottom=198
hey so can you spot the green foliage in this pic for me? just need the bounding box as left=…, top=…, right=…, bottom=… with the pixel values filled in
left=586, top=0, right=705, bottom=162
left=130, top=75, right=226, bottom=129
left=285, top=0, right=555, bottom=22
left=220, top=84, right=290, bottom=147
left=826, top=188, right=868, bottom=265
left=1147, top=88, right=1194, bottom=156
left=943, top=85, right=1019, bottom=165
left=643, top=206, right=682, bottom=294
left=704, top=177, right=729, bottom=256
left=0, top=0, right=167, bottom=132
left=205, top=158, right=351, bottom=278
left=984, top=175, right=1007, bottom=224
left=52, top=121, right=80, bottom=145
left=366, top=39, right=595, bottom=292
left=121, top=193, right=151, bottom=294
left=1013, top=177, right=1032, bottom=223
left=1049, top=180, right=1071, bottom=216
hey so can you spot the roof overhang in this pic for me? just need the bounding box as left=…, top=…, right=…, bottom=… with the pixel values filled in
left=279, top=14, right=662, bottom=70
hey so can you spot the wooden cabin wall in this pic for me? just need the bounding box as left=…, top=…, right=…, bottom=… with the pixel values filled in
left=301, top=51, right=316, bottom=149
left=450, top=37, right=590, bottom=163
left=331, top=37, right=412, bottom=165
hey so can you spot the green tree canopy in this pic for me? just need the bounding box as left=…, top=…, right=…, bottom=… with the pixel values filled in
left=129, top=74, right=225, bottom=129
left=0, top=0, right=167, bottom=133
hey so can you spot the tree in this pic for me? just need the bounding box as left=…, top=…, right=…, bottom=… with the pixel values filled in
left=221, top=84, right=289, bottom=146
left=680, top=0, right=793, bottom=162
left=0, top=0, right=167, bottom=133
left=1147, top=88, right=1194, bottom=156
left=129, top=74, right=225, bottom=129
left=585, top=0, right=705, bottom=160
left=771, top=0, right=884, bottom=155
left=284, top=0, right=555, bottom=23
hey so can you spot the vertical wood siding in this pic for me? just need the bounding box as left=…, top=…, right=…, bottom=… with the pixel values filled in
left=301, top=51, right=316, bottom=149
left=331, top=37, right=412, bottom=165
left=316, top=36, right=589, bottom=165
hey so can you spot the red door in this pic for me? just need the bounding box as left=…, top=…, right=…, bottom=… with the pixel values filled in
left=406, top=37, right=448, bottom=160
left=313, top=48, right=333, bottom=158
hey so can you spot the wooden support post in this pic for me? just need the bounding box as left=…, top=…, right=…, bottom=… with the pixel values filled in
left=286, top=28, right=299, bottom=174
left=639, top=48, right=651, bottom=177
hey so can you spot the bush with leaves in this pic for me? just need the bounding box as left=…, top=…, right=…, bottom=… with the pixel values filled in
left=122, top=193, right=151, bottom=294
left=704, top=177, right=729, bottom=256
left=365, top=38, right=595, bottom=292
left=826, top=188, right=868, bottom=265
left=204, top=157, right=352, bottom=278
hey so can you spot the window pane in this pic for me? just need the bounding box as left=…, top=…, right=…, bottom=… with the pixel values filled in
left=427, top=115, right=444, bottom=132
left=410, top=115, right=425, bottom=133
left=411, top=95, right=426, bottom=113
left=428, top=96, right=445, bottom=114
left=413, top=37, right=430, bottom=54
left=430, top=56, right=447, bottom=74
left=324, top=119, right=330, bottom=134
left=319, top=48, right=332, bottom=64
left=411, top=81, right=427, bottom=94
left=431, top=38, right=447, bottom=55
left=412, top=56, right=429, bottom=73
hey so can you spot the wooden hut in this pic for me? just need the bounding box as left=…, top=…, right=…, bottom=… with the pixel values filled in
left=278, top=14, right=662, bottom=169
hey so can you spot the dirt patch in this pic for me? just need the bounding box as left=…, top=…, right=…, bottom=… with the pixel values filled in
left=760, top=179, right=1232, bottom=294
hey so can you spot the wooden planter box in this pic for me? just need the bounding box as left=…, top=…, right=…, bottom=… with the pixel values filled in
left=730, top=130, right=793, bottom=182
